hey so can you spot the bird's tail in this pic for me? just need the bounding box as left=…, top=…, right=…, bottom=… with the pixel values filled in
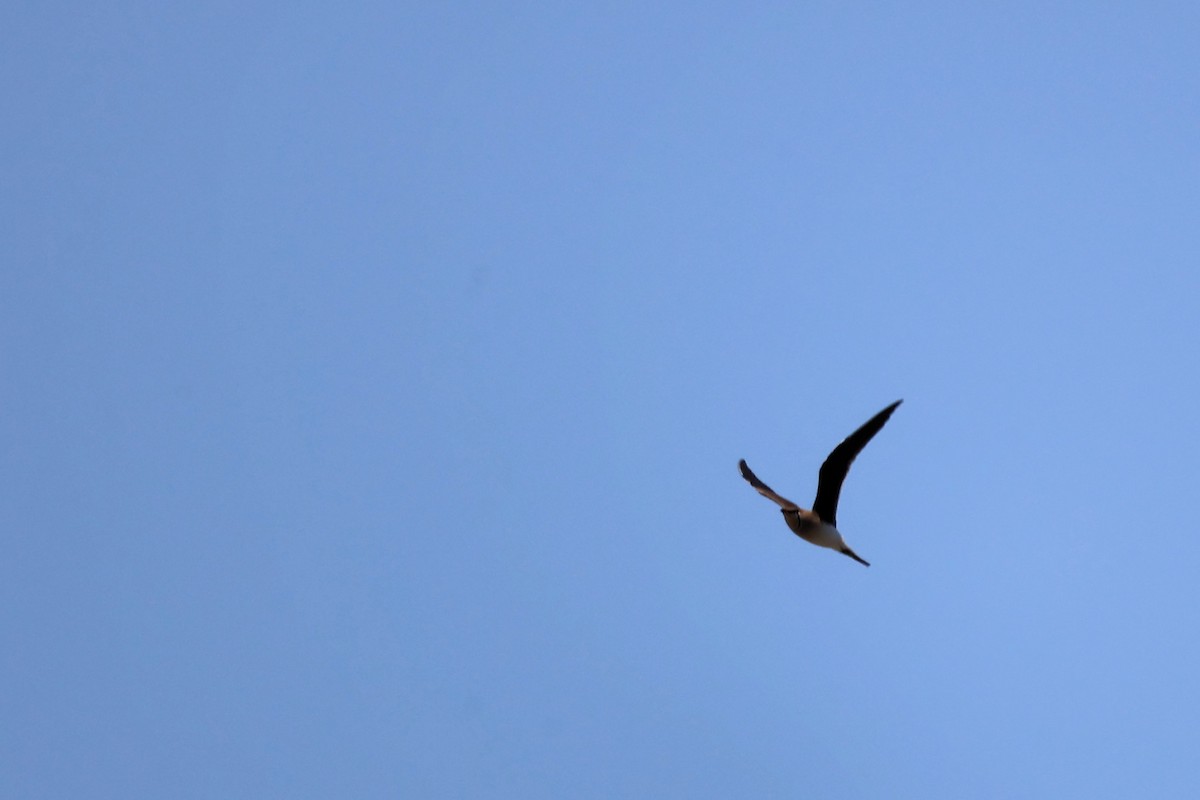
left=840, top=547, right=870, bottom=567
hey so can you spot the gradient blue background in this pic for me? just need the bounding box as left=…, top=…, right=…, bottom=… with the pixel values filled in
left=5, top=3, right=1200, bottom=797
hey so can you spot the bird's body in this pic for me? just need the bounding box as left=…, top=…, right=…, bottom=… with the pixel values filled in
left=739, top=400, right=901, bottom=567
left=780, top=509, right=843, bottom=549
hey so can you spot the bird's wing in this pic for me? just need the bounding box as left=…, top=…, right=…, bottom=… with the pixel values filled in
left=739, top=459, right=800, bottom=510
left=812, top=400, right=902, bottom=525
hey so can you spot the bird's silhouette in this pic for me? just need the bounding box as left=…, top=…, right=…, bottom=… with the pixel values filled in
left=739, top=400, right=901, bottom=566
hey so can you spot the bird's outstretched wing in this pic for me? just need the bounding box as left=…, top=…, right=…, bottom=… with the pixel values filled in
left=739, top=459, right=800, bottom=510
left=812, top=400, right=902, bottom=526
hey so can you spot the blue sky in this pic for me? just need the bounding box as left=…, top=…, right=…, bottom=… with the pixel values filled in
left=4, top=3, right=1200, bottom=797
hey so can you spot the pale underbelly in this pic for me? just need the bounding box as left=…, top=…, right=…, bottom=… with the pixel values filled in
left=782, top=513, right=844, bottom=550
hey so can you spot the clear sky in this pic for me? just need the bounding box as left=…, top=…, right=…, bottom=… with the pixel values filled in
left=4, top=3, right=1200, bottom=797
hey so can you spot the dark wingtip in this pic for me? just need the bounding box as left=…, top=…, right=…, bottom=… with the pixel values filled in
left=872, top=399, right=902, bottom=425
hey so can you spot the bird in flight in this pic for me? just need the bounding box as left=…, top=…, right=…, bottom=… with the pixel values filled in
left=739, top=400, right=901, bottom=567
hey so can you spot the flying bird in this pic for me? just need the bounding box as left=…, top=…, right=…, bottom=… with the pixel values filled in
left=739, top=400, right=901, bottom=567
